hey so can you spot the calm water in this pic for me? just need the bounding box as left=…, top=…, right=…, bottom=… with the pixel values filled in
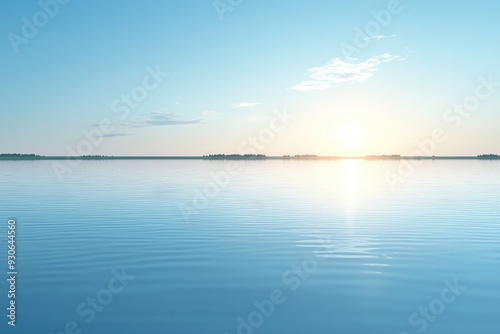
left=0, top=160, right=499, bottom=333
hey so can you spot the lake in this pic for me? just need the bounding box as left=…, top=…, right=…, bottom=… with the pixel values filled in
left=0, top=159, right=498, bottom=334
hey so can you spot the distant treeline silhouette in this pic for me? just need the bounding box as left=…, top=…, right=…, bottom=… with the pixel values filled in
left=80, top=155, right=110, bottom=159
left=1, top=153, right=499, bottom=160
left=0, top=153, right=43, bottom=160
left=204, top=154, right=266, bottom=160
left=477, top=154, right=499, bottom=159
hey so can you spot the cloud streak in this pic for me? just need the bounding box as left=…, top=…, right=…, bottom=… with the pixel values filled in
left=120, top=111, right=204, bottom=128
left=232, top=102, right=260, bottom=108
left=102, top=133, right=135, bottom=138
left=291, top=53, right=403, bottom=91
left=363, top=34, right=397, bottom=41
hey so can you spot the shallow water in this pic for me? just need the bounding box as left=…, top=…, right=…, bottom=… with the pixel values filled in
left=0, top=159, right=498, bottom=333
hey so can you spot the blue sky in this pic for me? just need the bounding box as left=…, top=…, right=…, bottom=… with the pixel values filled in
left=1, top=0, right=500, bottom=156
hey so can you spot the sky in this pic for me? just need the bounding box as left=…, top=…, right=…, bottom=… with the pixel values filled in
left=1, top=0, right=500, bottom=156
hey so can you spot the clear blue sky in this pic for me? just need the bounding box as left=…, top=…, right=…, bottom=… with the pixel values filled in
left=1, top=0, right=500, bottom=156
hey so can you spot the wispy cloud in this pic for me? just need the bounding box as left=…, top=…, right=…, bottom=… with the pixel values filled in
left=121, top=111, right=204, bottom=128
left=201, top=110, right=218, bottom=119
left=232, top=102, right=260, bottom=108
left=290, top=81, right=331, bottom=92
left=102, top=133, right=135, bottom=138
left=363, top=34, right=397, bottom=41
left=291, top=53, right=403, bottom=91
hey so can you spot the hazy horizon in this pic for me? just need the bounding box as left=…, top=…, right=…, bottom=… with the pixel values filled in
left=1, top=152, right=499, bottom=158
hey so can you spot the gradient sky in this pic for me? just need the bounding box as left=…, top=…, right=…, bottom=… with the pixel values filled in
left=1, top=0, right=500, bottom=156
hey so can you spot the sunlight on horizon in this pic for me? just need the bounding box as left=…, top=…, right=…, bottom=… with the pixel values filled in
left=338, top=124, right=364, bottom=154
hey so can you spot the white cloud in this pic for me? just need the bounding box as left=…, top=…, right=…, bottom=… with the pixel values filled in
left=291, top=53, right=404, bottom=91
left=363, top=34, right=397, bottom=41
left=232, top=102, right=260, bottom=108
left=290, top=81, right=331, bottom=92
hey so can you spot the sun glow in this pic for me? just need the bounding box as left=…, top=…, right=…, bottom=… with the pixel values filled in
left=339, top=124, right=363, bottom=152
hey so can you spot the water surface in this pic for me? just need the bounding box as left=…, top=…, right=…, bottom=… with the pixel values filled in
left=0, top=160, right=498, bottom=333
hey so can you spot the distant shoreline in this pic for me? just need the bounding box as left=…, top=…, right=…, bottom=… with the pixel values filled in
left=1, top=155, right=499, bottom=161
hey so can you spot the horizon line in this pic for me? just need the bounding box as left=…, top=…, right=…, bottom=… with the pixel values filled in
left=0, top=153, right=499, bottom=161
